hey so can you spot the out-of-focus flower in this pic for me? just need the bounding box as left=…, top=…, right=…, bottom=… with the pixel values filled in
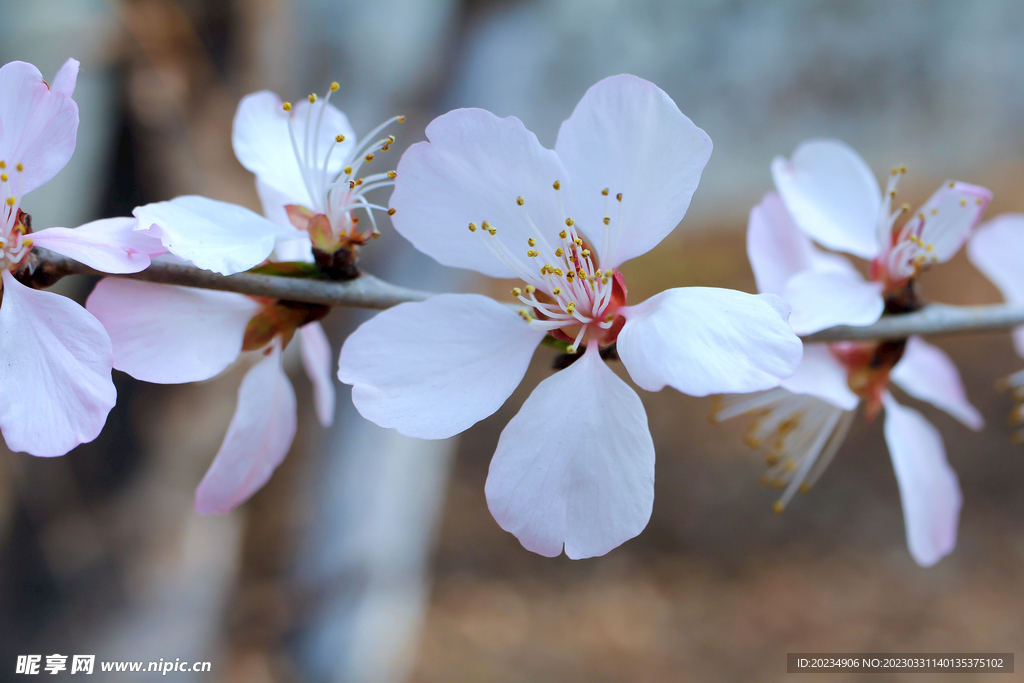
left=714, top=188, right=984, bottom=567
left=338, top=75, right=803, bottom=559
left=766, top=139, right=990, bottom=333
left=232, top=84, right=402, bottom=272
left=967, top=214, right=1024, bottom=440
left=87, top=278, right=334, bottom=513
left=0, top=59, right=165, bottom=457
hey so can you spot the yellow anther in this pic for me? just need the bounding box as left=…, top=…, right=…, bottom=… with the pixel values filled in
left=15, top=163, right=22, bottom=172
left=481, top=221, right=490, bottom=230
left=567, top=345, right=578, bottom=354
left=335, top=134, right=346, bottom=143
left=595, top=269, right=603, bottom=278
left=397, top=116, right=407, bottom=123
left=344, top=166, right=353, bottom=175
left=365, top=153, right=374, bottom=162
left=387, top=135, right=395, bottom=144
left=949, top=181, right=955, bottom=188
left=552, top=288, right=561, bottom=296
left=0, top=174, right=6, bottom=182
left=601, top=188, right=609, bottom=196
left=22, top=237, right=32, bottom=248
left=798, top=482, right=812, bottom=494
left=387, top=171, right=397, bottom=179
left=960, top=199, right=967, bottom=206
left=487, top=225, right=497, bottom=236
left=566, top=271, right=575, bottom=281
left=918, top=213, right=926, bottom=221
left=554, top=248, right=564, bottom=257
left=516, top=196, right=524, bottom=206
left=371, top=229, right=380, bottom=239
left=527, top=250, right=539, bottom=258
left=900, top=203, right=910, bottom=213
left=553, top=180, right=561, bottom=190
left=355, top=178, right=364, bottom=186
left=526, top=285, right=536, bottom=293
left=308, top=93, right=317, bottom=103
left=772, top=501, right=785, bottom=514
left=559, top=230, right=567, bottom=239
left=567, top=302, right=576, bottom=313
left=330, top=82, right=340, bottom=92
left=899, top=165, right=907, bottom=173
left=605, top=313, right=614, bottom=322
left=931, top=208, right=938, bottom=215
left=603, top=217, right=610, bottom=225
left=581, top=249, right=590, bottom=257
left=926, top=244, right=934, bottom=251
left=528, top=238, right=536, bottom=247
left=889, top=190, right=896, bottom=198
left=616, top=193, right=623, bottom=202
left=574, top=238, right=583, bottom=246
left=4, top=197, right=13, bottom=206
left=512, top=287, right=522, bottom=297
left=553, top=268, right=563, bottom=276
left=387, top=208, right=396, bottom=216
left=468, top=222, right=477, bottom=232
left=891, top=167, right=899, bottom=176
left=976, top=198, right=983, bottom=205
left=282, top=102, right=292, bottom=111
left=565, top=217, right=574, bottom=226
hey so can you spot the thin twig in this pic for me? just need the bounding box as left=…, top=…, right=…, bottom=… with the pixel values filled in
left=31, top=250, right=1024, bottom=340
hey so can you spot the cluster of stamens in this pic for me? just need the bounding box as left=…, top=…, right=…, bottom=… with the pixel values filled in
left=0, top=160, right=32, bottom=273
left=468, top=182, right=626, bottom=353
left=281, top=82, right=404, bottom=244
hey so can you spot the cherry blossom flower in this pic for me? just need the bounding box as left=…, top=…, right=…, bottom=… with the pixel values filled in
left=86, top=277, right=335, bottom=513
left=0, top=59, right=170, bottom=457
left=967, top=213, right=1024, bottom=441
left=713, top=188, right=984, bottom=567
left=337, top=75, right=803, bottom=559
left=766, top=139, right=991, bottom=334
left=232, top=83, right=403, bottom=269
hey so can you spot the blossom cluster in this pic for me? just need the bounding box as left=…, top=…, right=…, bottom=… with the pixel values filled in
left=5, top=56, right=1021, bottom=566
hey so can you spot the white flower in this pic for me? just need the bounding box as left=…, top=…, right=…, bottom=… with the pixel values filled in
left=338, top=75, right=803, bottom=559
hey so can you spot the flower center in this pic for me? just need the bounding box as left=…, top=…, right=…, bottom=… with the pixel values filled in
left=0, top=161, right=32, bottom=275
left=469, top=183, right=628, bottom=353
left=830, top=339, right=906, bottom=419
left=280, top=83, right=403, bottom=249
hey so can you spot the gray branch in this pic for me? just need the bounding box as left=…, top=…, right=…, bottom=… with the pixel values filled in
left=32, top=250, right=1024, bottom=341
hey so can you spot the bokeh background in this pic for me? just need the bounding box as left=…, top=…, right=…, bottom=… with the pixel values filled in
left=2, top=1, right=1024, bottom=681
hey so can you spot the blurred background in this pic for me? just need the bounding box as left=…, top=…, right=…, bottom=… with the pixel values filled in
left=2, top=1, right=1024, bottom=681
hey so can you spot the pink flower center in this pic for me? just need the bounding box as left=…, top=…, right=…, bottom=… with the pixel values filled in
left=0, top=161, right=32, bottom=274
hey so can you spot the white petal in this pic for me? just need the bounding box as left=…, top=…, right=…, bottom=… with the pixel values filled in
left=747, top=191, right=861, bottom=296
left=781, top=343, right=860, bottom=411
left=772, top=139, right=882, bottom=258
left=338, top=293, right=545, bottom=439
left=903, top=181, right=992, bottom=263
left=299, top=321, right=335, bottom=428
left=617, top=287, right=803, bottom=396
left=86, top=278, right=260, bottom=384
left=891, top=336, right=983, bottom=430
left=389, top=108, right=569, bottom=278
left=50, top=58, right=80, bottom=97
left=134, top=195, right=298, bottom=275
left=195, top=342, right=297, bottom=514
left=0, top=271, right=115, bottom=456
left=31, top=217, right=164, bottom=273
left=782, top=269, right=884, bottom=335
left=882, top=393, right=961, bottom=567
left=553, top=74, right=712, bottom=268
left=968, top=214, right=1024, bottom=356
left=0, top=60, right=79, bottom=196
left=485, top=344, right=655, bottom=559
left=232, top=91, right=356, bottom=208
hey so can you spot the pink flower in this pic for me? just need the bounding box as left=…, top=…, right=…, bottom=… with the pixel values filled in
left=0, top=59, right=164, bottom=457
left=716, top=178, right=985, bottom=567
left=337, top=75, right=803, bottom=559
left=231, top=85, right=401, bottom=262
left=86, top=278, right=335, bottom=513
left=967, top=213, right=1024, bottom=438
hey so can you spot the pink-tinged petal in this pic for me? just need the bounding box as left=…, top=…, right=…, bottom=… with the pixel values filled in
left=232, top=91, right=356, bottom=209
left=0, top=271, right=114, bottom=457
left=299, top=321, right=335, bottom=428
left=486, top=344, right=654, bottom=559
left=901, top=181, right=991, bottom=263
left=553, top=74, right=712, bottom=268
left=747, top=192, right=861, bottom=296
left=133, top=195, right=300, bottom=275
left=617, top=287, right=803, bottom=396
left=31, top=217, right=164, bottom=274
left=256, top=180, right=314, bottom=262
left=0, top=60, right=79, bottom=196
left=882, top=393, right=961, bottom=567
left=968, top=214, right=1024, bottom=356
left=195, top=341, right=297, bottom=514
left=781, top=343, right=859, bottom=411
left=771, top=139, right=882, bottom=259
left=389, top=108, right=569, bottom=278
left=782, top=270, right=884, bottom=335
left=50, top=58, right=80, bottom=97
left=338, top=293, right=545, bottom=439
left=891, top=336, right=983, bottom=430
left=86, top=278, right=260, bottom=384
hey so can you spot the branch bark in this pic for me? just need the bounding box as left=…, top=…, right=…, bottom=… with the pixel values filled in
left=32, top=249, right=1024, bottom=342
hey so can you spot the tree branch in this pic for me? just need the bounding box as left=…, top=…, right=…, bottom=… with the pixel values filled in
left=31, top=249, right=1024, bottom=342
